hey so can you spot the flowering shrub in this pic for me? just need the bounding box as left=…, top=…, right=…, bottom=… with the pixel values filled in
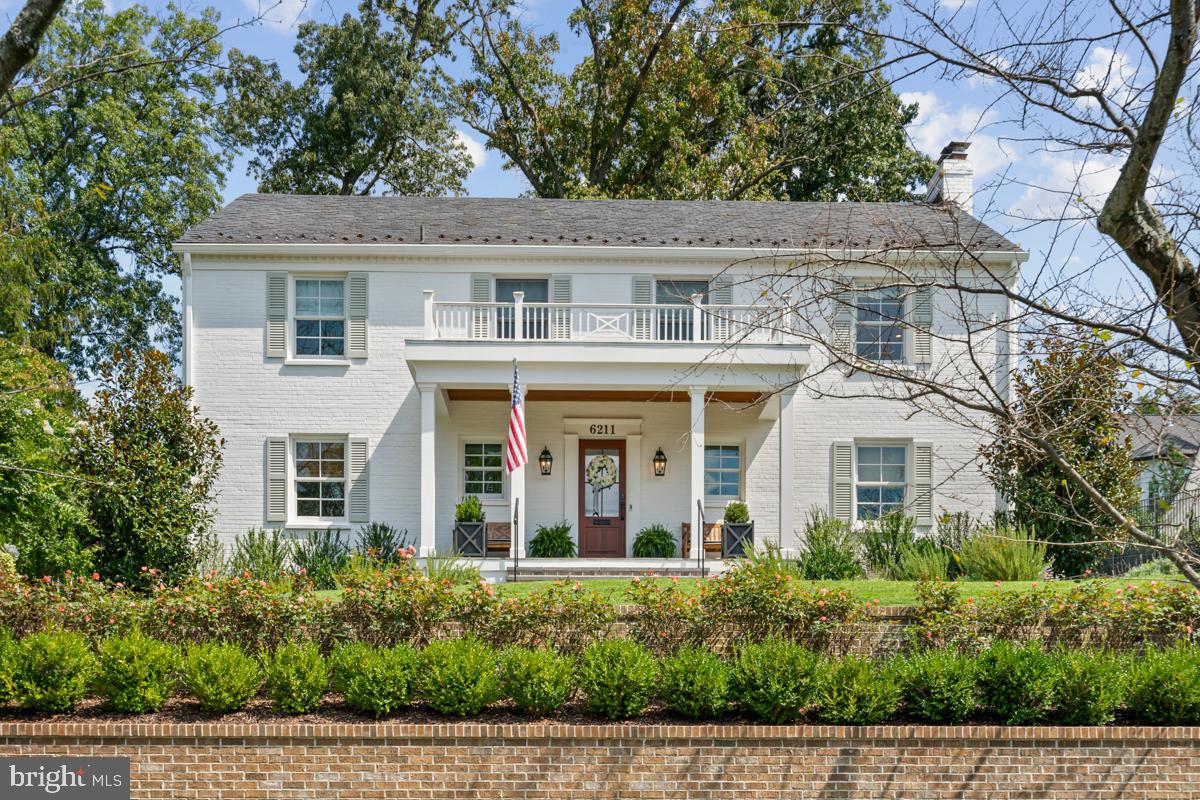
left=909, top=580, right=1200, bottom=651
left=627, top=563, right=865, bottom=655
left=333, top=562, right=461, bottom=647
left=0, top=570, right=144, bottom=640
left=458, top=580, right=614, bottom=654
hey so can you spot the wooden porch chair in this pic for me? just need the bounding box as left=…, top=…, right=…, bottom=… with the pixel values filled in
left=486, top=522, right=512, bottom=556
left=681, top=522, right=723, bottom=559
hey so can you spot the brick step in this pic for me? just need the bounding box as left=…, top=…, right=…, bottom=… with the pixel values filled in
left=505, top=566, right=710, bottom=580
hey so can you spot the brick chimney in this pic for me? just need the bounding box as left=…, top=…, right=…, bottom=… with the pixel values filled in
left=924, top=141, right=973, bottom=215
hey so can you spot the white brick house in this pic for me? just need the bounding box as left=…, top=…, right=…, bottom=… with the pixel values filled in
left=177, top=149, right=1025, bottom=563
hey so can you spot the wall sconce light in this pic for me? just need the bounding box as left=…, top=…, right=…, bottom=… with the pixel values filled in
left=652, top=447, right=668, bottom=477
left=538, top=446, right=553, bottom=476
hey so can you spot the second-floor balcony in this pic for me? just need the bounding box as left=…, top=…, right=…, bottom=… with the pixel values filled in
left=422, top=291, right=786, bottom=345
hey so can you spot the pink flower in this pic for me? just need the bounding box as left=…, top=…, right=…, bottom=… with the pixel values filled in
left=91, top=572, right=100, bottom=581
left=41, top=575, right=50, bottom=583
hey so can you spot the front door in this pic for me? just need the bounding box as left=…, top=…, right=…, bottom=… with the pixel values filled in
left=579, top=439, right=626, bottom=557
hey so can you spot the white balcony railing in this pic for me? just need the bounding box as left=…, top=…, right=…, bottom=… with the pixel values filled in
left=422, top=291, right=784, bottom=344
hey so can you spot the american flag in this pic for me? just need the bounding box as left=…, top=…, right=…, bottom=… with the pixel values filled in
left=505, top=361, right=527, bottom=473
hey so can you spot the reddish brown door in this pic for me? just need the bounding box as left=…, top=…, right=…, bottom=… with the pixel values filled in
left=579, top=439, right=626, bottom=557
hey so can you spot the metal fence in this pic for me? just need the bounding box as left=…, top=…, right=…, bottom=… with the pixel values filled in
left=1099, top=488, right=1200, bottom=574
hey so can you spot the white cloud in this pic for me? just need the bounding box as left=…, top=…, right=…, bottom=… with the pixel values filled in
left=241, top=0, right=308, bottom=33
left=1007, top=151, right=1122, bottom=221
left=898, top=90, right=1006, bottom=176
left=455, top=129, right=487, bottom=172
left=1075, top=45, right=1140, bottom=110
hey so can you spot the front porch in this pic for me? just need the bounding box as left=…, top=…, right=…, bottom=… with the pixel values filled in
left=404, top=326, right=809, bottom=560
left=463, top=556, right=734, bottom=583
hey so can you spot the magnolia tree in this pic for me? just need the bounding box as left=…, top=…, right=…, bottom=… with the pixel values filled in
left=703, top=0, right=1200, bottom=586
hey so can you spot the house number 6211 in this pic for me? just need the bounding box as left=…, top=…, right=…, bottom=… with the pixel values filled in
left=589, top=424, right=615, bottom=435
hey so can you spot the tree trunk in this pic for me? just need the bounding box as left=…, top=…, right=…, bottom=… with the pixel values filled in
left=0, top=0, right=66, bottom=100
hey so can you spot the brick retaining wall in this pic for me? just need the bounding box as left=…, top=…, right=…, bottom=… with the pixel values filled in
left=3, top=721, right=1199, bottom=799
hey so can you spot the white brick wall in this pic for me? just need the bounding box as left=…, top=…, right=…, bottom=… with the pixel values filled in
left=190, top=255, right=1005, bottom=552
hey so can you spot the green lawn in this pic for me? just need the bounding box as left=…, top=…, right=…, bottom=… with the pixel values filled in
left=492, top=576, right=1184, bottom=605
left=316, top=576, right=1185, bottom=606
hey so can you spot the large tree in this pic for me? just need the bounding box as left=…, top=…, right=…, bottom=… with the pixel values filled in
left=459, top=0, right=932, bottom=199
left=0, top=0, right=233, bottom=375
left=223, top=1, right=472, bottom=195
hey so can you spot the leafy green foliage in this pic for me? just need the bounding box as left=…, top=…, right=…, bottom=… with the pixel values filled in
left=418, top=637, right=502, bottom=716
left=0, top=339, right=93, bottom=577
left=95, top=630, right=180, bottom=713
left=459, top=580, right=615, bottom=654
left=798, top=509, right=863, bottom=580
left=1049, top=648, right=1127, bottom=726
left=330, top=642, right=417, bottom=718
left=730, top=638, right=820, bottom=723
left=632, top=524, right=676, bottom=558
left=897, top=649, right=978, bottom=723
left=264, top=642, right=329, bottom=714
left=355, top=522, right=410, bottom=564
left=12, top=629, right=96, bottom=712
left=982, top=331, right=1141, bottom=576
left=454, top=495, right=485, bottom=523
left=578, top=639, right=658, bottom=720
left=956, top=525, right=1048, bottom=581
left=858, top=512, right=917, bottom=579
left=0, top=0, right=233, bottom=372
left=70, top=348, right=223, bottom=586
left=723, top=501, right=750, bottom=524
left=977, top=640, right=1054, bottom=724
left=499, top=646, right=576, bottom=714
left=459, top=0, right=932, bottom=200
left=0, top=629, right=17, bottom=703
left=814, top=655, right=901, bottom=724
left=658, top=646, right=731, bottom=719
left=1125, top=645, right=1200, bottom=724
left=230, top=529, right=290, bottom=582
left=222, top=4, right=469, bottom=196
left=528, top=521, right=577, bottom=558
left=180, top=642, right=262, bottom=714
left=291, top=529, right=349, bottom=590
left=894, top=540, right=950, bottom=581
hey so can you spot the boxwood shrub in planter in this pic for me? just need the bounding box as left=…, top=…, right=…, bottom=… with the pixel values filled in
left=722, top=501, right=754, bottom=557
left=453, top=496, right=487, bottom=557
left=528, top=521, right=576, bottom=558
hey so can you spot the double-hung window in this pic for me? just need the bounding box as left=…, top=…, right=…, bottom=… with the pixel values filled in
left=464, top=442, right=504, bottom=497
left=855, top=445, right=906, bottom=520
left=656, top=279, right=709, bottom=341
left=704, top=444, right=741, bottom=501
left=855, top=287, right=905, bottom=362
left=295, top=278, right=346, bottom=357
left=294, top=440, right=346, bottom=519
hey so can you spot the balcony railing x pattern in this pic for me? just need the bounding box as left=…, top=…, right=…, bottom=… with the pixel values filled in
left=422, top=291, right=784, bottom=344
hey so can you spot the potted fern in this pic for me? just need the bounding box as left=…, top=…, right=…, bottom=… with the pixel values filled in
left=527, top=521, right=576, bottom=557
left=632, top=524, right=677, bottom=557
left=453, top=496, right=486, bottom=557
left=722, top=500, right=754, bottom=557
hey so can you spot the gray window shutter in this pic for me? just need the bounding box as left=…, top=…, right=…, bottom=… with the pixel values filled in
left=832, top=290, right=854, bottom=355
left=266, top=436, right=288, bottom=523
left=347, top=272, right=369, bottom=358
left=910, top=287, right=933, bottom=364
left=632, top=275, right=653, bottom=340
left=911, top=441, right=934, bottom=525
left=550, top=274, right=572, bottom=340
left=470, top=273, right=492, bottom=339
left=831, top=441, right=854, bottom=522
left=348, top=436, right=369, bottom=523
left=709, top=276, right=733, bottom=340
left=266, top=273, right=288, bottom=358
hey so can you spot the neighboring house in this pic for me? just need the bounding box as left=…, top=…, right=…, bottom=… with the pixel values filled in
left=1124, top=415, right=1200, bottom=501
left=175, top=142, right=1027, bottom=561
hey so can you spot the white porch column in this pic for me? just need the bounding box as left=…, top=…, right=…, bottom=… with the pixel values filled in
left=510, top=384, right=529, bottom=558
left=779, top=389, right=797, bottom=554
left=419, top=382, right=437, bottom=556
left=688, top=386, right=707, bottom=557
left=626, top=433, right=642, bottom=557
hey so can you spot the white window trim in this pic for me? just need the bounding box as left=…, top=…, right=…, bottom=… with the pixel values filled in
left=288, top=434, right=350, bottom=528
left=654, top=276, right=712, bottom=303
left=703, top=439, right=745, bottom=507
left=459, top=437, right=508, bottom=503
left=851, top=439, right=911, bottom=525
left=852, top=284, right=908, bottom=365
left=289, top=274, right=348, bottom=362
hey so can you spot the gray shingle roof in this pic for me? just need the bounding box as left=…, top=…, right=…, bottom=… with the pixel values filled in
left=180, top=194, right=1022, bottom=252
left=1124, top=415, right=1200, bottom=461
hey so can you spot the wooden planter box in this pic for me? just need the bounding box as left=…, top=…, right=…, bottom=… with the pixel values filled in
left=721, top=521, right=754, bottom=557
left=453, top=521, right=486, bottom=556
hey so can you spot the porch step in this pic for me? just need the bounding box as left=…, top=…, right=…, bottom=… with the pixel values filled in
left=504, top=563, right=713, bottom=581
